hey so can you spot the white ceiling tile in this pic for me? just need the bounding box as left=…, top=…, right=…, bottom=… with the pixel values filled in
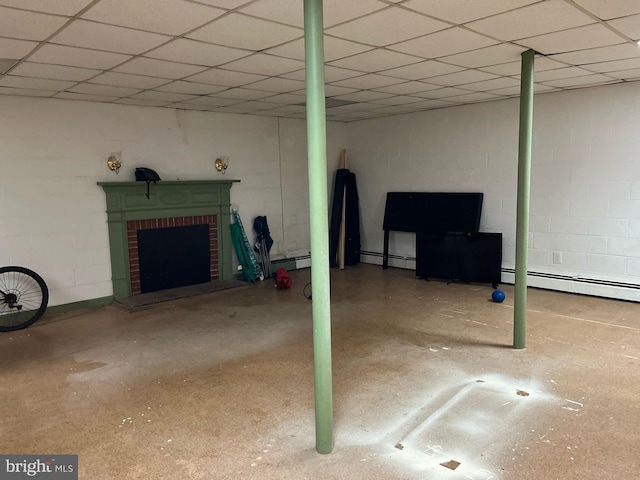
left=186, top=68, right=267, bottom=86
left=90, top=72, right=172, bottom=89
left=183, top=96, right=241, bottom=106
left=581, top=57, right=640, bottom=73
left=467, top=0, right=594, bottom=41
left=70, top=83, right=141, bottom=97
left=608, top=14, right=640, bottom=41
left=326, top=6, right=449, bottom=47
left=369, top=95, right=426, bottom=105
left=193, top=0, right=254, bottom=9
left=168, top=102, right=212, bottom=111
left=29, top=44, right=131, bottom=70
left=444, top=91, right=503, bottom=103
left=210, top=107, right=254, bottom=114
left=323, top=84, right=358, bottom=96
left=368, top=104, right=419, bottom=114
left=479, top=57, right=566, bottom=75
left=82, top=0, right=225, bottom=36
left=0, top=0, right=93, bottom=16
left=412, top=86, right=472, bottom=99
left=328, top=49, right=421, bottom=73
left=403, top=0, right=539, bottom=24
left=145, top=39, right=251, bottom=67
left=399, top=98, right=455, bottom=110
left=155, top=81, right=228, bottom=95
left=54, top=92, right=119, bottom=102
left=0, top=7, right=68, bottom=40
left=373, top=81, right=442, bottom=95
left=329, top=73, right=405, bottom=89
left=550, top=43, right=640, bottom=65
left=0, top=75, right=75, bottom=90
left=531, top=66, right=594, bottom=82
left=0, top=86, right=55, bottom=96
left=261, top=93, right=306, bottom=104
left=426, top=69, right=499, bottom=86
left=573, top=0, right=640, bottom=20
left=116, top=98, right=170, bottom=107
left=220, top=54, right=304, bottom=76
left=242, top=77, right=306, bottom=93
left=131, top=91, right=199, bottom=103
left=10, top=62, right=100, bottom=81
left=541, top=74, right=617, bottom=88
left=439, top=43, right=527, bottom=68
left=489, top=83, right=558, bottom=96
left=114, top=58, right=208, bottom=79
left=517, top=24, right=626, bottom=55
left=330, top=102, right=387, bottom=112
left=380, top=60, right=464, bottom=80
left=459, top=76, right=521, bottom=91
left=0, top=38, right=38, bottom=58
left=0, top=59, right=17, bottom=74
left=331, top=91, right=394, bottom=102
left=284, top=66, right=365, bottom=83
left=269, top=105, right=306, bottom=113
left=239, top=0, right=386, bottom=28
left=50, top=20, right=170, bottom=54
left=604, top=68, right=640, bottom=80
left=266, top=36, right=372, bottom=62
left=187, top=13, right=302, bottom=50
left=214, top=88, right=275, bottom=100
left=228, top=100, right=279, bottom=110
left=250, top=109, right=281, bottom=116
left=390, top=27, right=499, bottom=59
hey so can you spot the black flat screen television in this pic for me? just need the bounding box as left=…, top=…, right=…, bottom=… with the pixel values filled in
left=383, top=192, right=483, bottom=234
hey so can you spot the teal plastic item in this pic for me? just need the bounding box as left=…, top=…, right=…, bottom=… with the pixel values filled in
left=230, top=209, right=263, bottom=282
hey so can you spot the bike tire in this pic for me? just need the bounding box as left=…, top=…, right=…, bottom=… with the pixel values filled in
left=0, top=266, right=49, bottom=332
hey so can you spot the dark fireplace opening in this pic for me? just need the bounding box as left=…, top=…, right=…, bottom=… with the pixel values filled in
left=137, top=224, right=211, bottom=293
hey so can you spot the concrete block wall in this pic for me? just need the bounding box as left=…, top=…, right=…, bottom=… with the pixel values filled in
left=0, top=96, right=345, bottom=306
left=347, top=81, right=640, bottom=301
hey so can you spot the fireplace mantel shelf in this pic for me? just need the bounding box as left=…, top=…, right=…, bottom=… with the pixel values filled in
left=98, top=179, right=240, bottom=187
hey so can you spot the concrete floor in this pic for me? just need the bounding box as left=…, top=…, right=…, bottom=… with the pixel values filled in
left=1, top=264, right=639, bottom=479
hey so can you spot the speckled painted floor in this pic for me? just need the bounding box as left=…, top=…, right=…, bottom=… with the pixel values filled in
left=1, top=264, right=639, bottom=479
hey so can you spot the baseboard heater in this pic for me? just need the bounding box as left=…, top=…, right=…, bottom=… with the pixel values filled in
left=362, top=250, right=639, bottom=289
left=501, top=268, right=640, bottom=290
left=361, top=250, right=416, bottom=262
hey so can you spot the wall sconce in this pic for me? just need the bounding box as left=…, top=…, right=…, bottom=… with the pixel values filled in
left=107, top=153, right=122, bottom=174
left=214, top=156, right=229, bottom=174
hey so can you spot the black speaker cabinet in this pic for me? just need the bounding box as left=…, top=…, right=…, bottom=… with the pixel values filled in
left=416, top=232, right=502, bottom=286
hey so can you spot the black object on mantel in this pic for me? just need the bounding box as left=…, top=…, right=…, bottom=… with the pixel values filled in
left=382, top=192, right=483, bottom=269
left=135, top=167, right=161, bottom=199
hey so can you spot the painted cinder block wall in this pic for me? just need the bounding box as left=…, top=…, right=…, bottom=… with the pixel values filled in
left=0, top=96, right=345, bottom=307
left=347, top=81, right=640, bottom=301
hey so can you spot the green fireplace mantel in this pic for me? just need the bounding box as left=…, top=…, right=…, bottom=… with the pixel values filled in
left=98, top=179, right=239, bottom=300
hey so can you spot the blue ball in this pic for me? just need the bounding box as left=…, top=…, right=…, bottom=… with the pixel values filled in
left=492, top=290, right=506, bottom=303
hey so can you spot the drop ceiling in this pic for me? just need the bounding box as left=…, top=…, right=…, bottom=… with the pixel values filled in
left=0, top=0, right=639, bottom=122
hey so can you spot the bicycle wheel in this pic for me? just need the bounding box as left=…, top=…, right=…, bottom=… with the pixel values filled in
left=0, top=266, right=49, bottom=332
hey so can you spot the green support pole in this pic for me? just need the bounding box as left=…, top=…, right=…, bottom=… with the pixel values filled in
left=514, top=49, right=535, bottom=349
left=303, top=0, right=333, bottom=454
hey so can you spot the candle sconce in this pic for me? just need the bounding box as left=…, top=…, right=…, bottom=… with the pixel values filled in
left=214, top=156, right=229, bottom=174
left=107, top=153, right=122, bottom=174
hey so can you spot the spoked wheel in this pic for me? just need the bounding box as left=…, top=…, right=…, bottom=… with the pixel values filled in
left=0, top=266, right=49, bottom=332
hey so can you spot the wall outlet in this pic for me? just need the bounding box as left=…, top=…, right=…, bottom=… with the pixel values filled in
left=553, top=251, right=563, bottom=264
